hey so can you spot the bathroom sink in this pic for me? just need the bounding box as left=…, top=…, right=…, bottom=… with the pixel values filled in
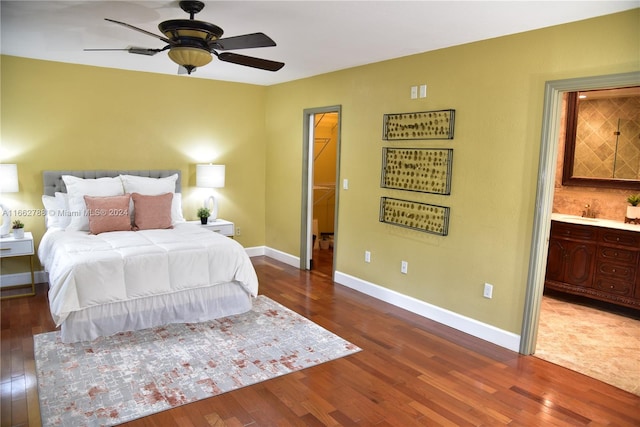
left=556, top=215, right=600, bottom=223
left=572, top=217, right=599, bottom=223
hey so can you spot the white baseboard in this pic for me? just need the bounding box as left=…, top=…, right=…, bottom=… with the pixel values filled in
left=244, top=246, right=299, bottom=269
left=0, top=270, right=48, bottom=288
left=334, top=271, right=521, bottom=352
left=244, top=246, right=266, bottom=258
left=263, top=247, right=300, bottom=268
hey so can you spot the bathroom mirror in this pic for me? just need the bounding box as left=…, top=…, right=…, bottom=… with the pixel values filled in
left=562, top=85, right=640, bottom=190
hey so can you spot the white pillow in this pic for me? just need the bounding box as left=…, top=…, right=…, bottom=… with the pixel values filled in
left=120, top=174, right=184, bottom=224
left=63, top=175, right=124, bottom=197
left=55, top=192, right=71, bottom=229
left=62, top=176, right=125, bottom=231
left=119, top=174, right=178, bottom=195
left=41, top=195, right=60, bottom=228
left=171, top=193, right=186, bottom=224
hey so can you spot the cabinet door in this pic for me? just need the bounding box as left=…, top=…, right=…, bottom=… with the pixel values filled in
left=564, top=241, right=596, bottom=287
left=545, top=238, right=566, bottom=282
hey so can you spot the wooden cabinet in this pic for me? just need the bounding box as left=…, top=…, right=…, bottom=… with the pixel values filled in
left=545, top=222, right=597, bottom=288
left=545, top=221, right=640, bottom=309
left=593, top=228, right=639, bottom=304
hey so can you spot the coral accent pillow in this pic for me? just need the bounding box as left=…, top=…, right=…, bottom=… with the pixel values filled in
left=131, top=192, right=174, bottom=230
left=83, top=194, right=132, bottom=234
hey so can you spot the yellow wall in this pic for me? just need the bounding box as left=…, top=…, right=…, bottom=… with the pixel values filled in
left=1, top=10, right=638, bottom=337
left=264, top=10, right=640, bottom=334
left=1, top=58, right=268, bottom=273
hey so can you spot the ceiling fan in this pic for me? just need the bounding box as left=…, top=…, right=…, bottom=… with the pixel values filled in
left=85, top=0, right=284, bottom=75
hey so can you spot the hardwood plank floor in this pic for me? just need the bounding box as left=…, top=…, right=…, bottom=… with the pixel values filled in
left=2, top=255, right=639, bottom=426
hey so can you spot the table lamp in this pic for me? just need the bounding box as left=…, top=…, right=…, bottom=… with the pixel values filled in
left=196, top=164, right=225, bottom=222
left=0, top=164, right=19, bottom=237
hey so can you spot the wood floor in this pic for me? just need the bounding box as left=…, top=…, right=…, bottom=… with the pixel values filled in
left=2, top=254, right=640, bottom=426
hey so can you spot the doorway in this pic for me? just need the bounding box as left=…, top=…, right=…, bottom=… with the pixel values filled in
left=520, top=71, right=640, bottom=355
left=523, top=74, right=640, bottom=395
left=300, top=106, right=342, bottom=276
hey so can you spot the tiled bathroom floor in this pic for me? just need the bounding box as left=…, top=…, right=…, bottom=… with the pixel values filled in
left=535, top=293, right=640, bottom=396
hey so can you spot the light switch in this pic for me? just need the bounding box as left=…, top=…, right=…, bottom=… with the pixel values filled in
left=343, top=178, right=349, bottom=190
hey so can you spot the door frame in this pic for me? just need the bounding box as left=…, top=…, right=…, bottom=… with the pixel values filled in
left=300, top=105, right=342, bottom=272
left=519, top=71, right=640, bottom=354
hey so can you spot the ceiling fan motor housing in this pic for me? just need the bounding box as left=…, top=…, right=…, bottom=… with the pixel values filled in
left=159, top=20, right=222, bottom=73
left=158, top=20, right=223, bottom=42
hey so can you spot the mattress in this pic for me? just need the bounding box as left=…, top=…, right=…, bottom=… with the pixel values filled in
left=38, top=223, right=259, bottom=341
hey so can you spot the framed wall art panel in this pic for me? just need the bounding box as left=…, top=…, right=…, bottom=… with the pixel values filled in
left=383, top=109, right=455, bottom=140
left=381, top=148, right=453, bottom=195
left=379, top=197, right=450, bottom=236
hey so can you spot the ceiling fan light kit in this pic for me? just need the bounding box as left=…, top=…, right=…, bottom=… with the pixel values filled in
left=88, top=0, right=284, bottom=76
left=168, top=47, right=212, bottom=73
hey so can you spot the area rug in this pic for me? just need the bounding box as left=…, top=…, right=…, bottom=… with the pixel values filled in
left=34, top=295, right=361, bottom=426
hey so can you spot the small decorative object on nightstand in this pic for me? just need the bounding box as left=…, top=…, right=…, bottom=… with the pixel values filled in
left=12, top=219, right=25, bottom=239
left=189, top=219, right=234, bottom=237
left=0, top=231, right=35, bottom=299
left=197, top=207, right=211, bottom=225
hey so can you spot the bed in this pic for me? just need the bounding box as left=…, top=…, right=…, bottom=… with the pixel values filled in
left=38, top=170, right=259, bottom=343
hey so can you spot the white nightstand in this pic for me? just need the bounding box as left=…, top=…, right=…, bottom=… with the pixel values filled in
left=0, top=231, right=35, bottom=299
left=189, top=219, right=235, bottom=237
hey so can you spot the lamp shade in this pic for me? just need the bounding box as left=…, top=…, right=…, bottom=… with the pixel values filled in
left=0, top=164, right=18, bottom=193
left=196, top=164, right=225, bottom=188
left=167, top=47, right=213, bottom=68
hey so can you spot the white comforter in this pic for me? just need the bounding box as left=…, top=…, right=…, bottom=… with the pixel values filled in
left=38, top=223, right=259, bottom=326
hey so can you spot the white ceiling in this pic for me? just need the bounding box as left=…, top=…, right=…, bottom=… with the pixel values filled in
left=1, top=1, right=637, bottom=86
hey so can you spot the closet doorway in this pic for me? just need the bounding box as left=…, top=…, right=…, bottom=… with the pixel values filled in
left=300, top=106, right=341, bottom=277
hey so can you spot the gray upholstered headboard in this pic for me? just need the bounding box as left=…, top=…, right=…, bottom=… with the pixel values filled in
left=43, top=170, right=182, bottom=196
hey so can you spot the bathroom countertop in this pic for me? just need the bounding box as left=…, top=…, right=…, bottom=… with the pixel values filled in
left=551, top=213, right=640, bottom=233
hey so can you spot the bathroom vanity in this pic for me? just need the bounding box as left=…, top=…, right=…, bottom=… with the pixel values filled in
left=545, top=214, right=640, bottom=309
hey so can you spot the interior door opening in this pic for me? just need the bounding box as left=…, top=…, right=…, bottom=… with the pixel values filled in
left=300, top=106, right=341, bottom=276
left=521, top=71, right=640, bottom=355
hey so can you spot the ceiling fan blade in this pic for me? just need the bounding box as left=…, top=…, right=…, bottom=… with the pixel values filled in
left=212, top=32, right=276, bottom=50
left=84, top=47, right=166, bottom=56
left=217, top=52, right=284, bottom=71
left=105, top=18, right=172, bottom=44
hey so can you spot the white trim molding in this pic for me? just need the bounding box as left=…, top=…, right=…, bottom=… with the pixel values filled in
left=335, top=271, right=521, bottom=352
left=0, top=270, right=48, bottom=288
left=244, top=246, right=266, bottom=258
left=263, top=247, right=300, bottom=268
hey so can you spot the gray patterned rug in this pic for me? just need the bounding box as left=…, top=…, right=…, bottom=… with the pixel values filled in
left=34, top=295, right=361, bottom=426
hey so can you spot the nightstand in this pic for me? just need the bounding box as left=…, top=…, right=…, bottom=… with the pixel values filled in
left=0, top=231, right=35, bottom=299
left=189, top=219, right=235, bottom=237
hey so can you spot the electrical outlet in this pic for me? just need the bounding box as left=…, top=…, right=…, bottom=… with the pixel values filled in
left=401, top=260, right=408, bottom=274
left=410, top=86, right=418, bottom=99
left=235, top=227, right=241, bottom=236
left=483, top=283, right=493, bottom=299
left=365, top=251, right=371, bottom=263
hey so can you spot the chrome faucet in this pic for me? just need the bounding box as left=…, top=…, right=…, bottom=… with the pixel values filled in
left=582, top=204, right=596, bottom=218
